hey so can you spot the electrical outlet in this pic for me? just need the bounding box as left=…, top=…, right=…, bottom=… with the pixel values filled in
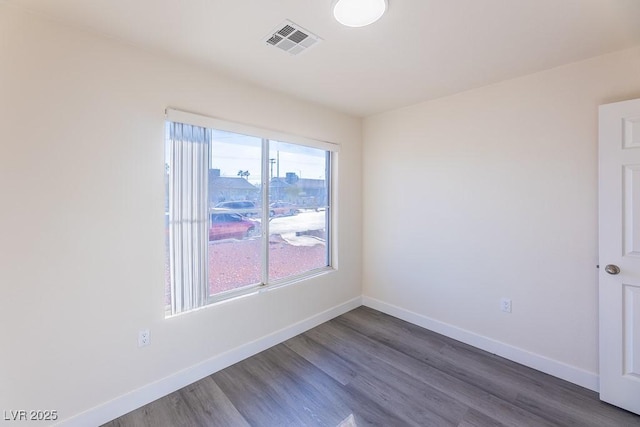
left=138, top=329, right=150, bottom=347
left=500, top=298, right=512, bottom=313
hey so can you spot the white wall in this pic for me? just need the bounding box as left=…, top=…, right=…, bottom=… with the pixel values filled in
left=0, top=6, right=362, bottom=424
left=363, top=47, right=640, bottom=383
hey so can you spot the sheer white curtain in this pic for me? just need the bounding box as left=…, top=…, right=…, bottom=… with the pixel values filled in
left=168, top=122, right=211, bottom=314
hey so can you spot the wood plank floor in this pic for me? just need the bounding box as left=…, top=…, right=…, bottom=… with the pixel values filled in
left=103, top=307, right=640, bottom=426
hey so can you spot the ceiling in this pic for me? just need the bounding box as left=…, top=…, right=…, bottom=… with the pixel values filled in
left=5, top=0, right=640, bottom=117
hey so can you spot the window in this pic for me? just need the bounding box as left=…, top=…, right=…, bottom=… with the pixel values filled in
left=164, top=110, right=337, bottom=315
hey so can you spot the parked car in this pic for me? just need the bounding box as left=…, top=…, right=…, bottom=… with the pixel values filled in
left=214, top=200, right=258, bottom=217
left=269, top=202, right=298, bottom=217
left=209, top=213, right=256, bottom=241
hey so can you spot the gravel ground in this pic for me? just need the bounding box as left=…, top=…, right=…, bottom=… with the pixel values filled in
left=210, top=236, right=326, bottom=292
left=165, top=235, right=326, bottom=305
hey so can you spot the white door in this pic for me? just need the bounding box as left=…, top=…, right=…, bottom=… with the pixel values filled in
left=599, top=98, right=640, bottom=414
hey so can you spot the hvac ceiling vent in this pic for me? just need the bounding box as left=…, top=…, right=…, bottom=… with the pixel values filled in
left=263, top=20, right=322, bottom=56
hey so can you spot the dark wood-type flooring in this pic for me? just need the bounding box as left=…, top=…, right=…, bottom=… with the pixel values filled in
left=104, top=306, right=640, bottom=426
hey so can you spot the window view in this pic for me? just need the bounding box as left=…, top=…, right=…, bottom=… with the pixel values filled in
left=268, top=141, right=329, bottom=281
left=209, top=131, right=262, bottom=295
left=165, top=119, right=334, bottom=314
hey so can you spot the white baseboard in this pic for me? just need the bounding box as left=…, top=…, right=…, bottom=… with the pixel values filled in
left=59, top=296, right=362, bottom=427
left=362, top=296, right=599, bottom=392
left=59, top=294, right=597, bottom=426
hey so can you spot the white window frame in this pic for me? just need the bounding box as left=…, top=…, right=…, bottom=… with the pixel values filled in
left=165, top=108, right=339, bottom=314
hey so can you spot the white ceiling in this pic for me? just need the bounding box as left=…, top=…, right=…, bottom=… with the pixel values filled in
left=6, top=0, right=640, bottom=117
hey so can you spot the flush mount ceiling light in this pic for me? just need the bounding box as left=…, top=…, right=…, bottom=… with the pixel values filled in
left=332, top=0, right=388, bottom=27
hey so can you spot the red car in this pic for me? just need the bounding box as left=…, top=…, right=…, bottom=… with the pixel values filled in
left=209, top=213, right=256, bottom=241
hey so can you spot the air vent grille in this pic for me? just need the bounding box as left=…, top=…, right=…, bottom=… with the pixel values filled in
left=266, top=35, right=283, bottom=46
left=277, top=25, right=296, bottom=37
left=288, top=30, right=308, bottom=44
left=263, top=20, right=322, bottom=56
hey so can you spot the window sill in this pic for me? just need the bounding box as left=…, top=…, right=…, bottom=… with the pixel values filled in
left=165, top=266, right=336, bottom=318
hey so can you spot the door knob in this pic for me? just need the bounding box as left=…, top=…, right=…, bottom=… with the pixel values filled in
left=605, top=264, right=620, bottom=275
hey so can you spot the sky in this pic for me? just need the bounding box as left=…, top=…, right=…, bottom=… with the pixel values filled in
left=165, top=125, right=328, bottom=185
left=209, top=130, right=327, bottom=185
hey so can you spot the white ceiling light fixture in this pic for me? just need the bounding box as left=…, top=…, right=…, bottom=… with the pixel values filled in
left=332, top=0, right=388, bottom=27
